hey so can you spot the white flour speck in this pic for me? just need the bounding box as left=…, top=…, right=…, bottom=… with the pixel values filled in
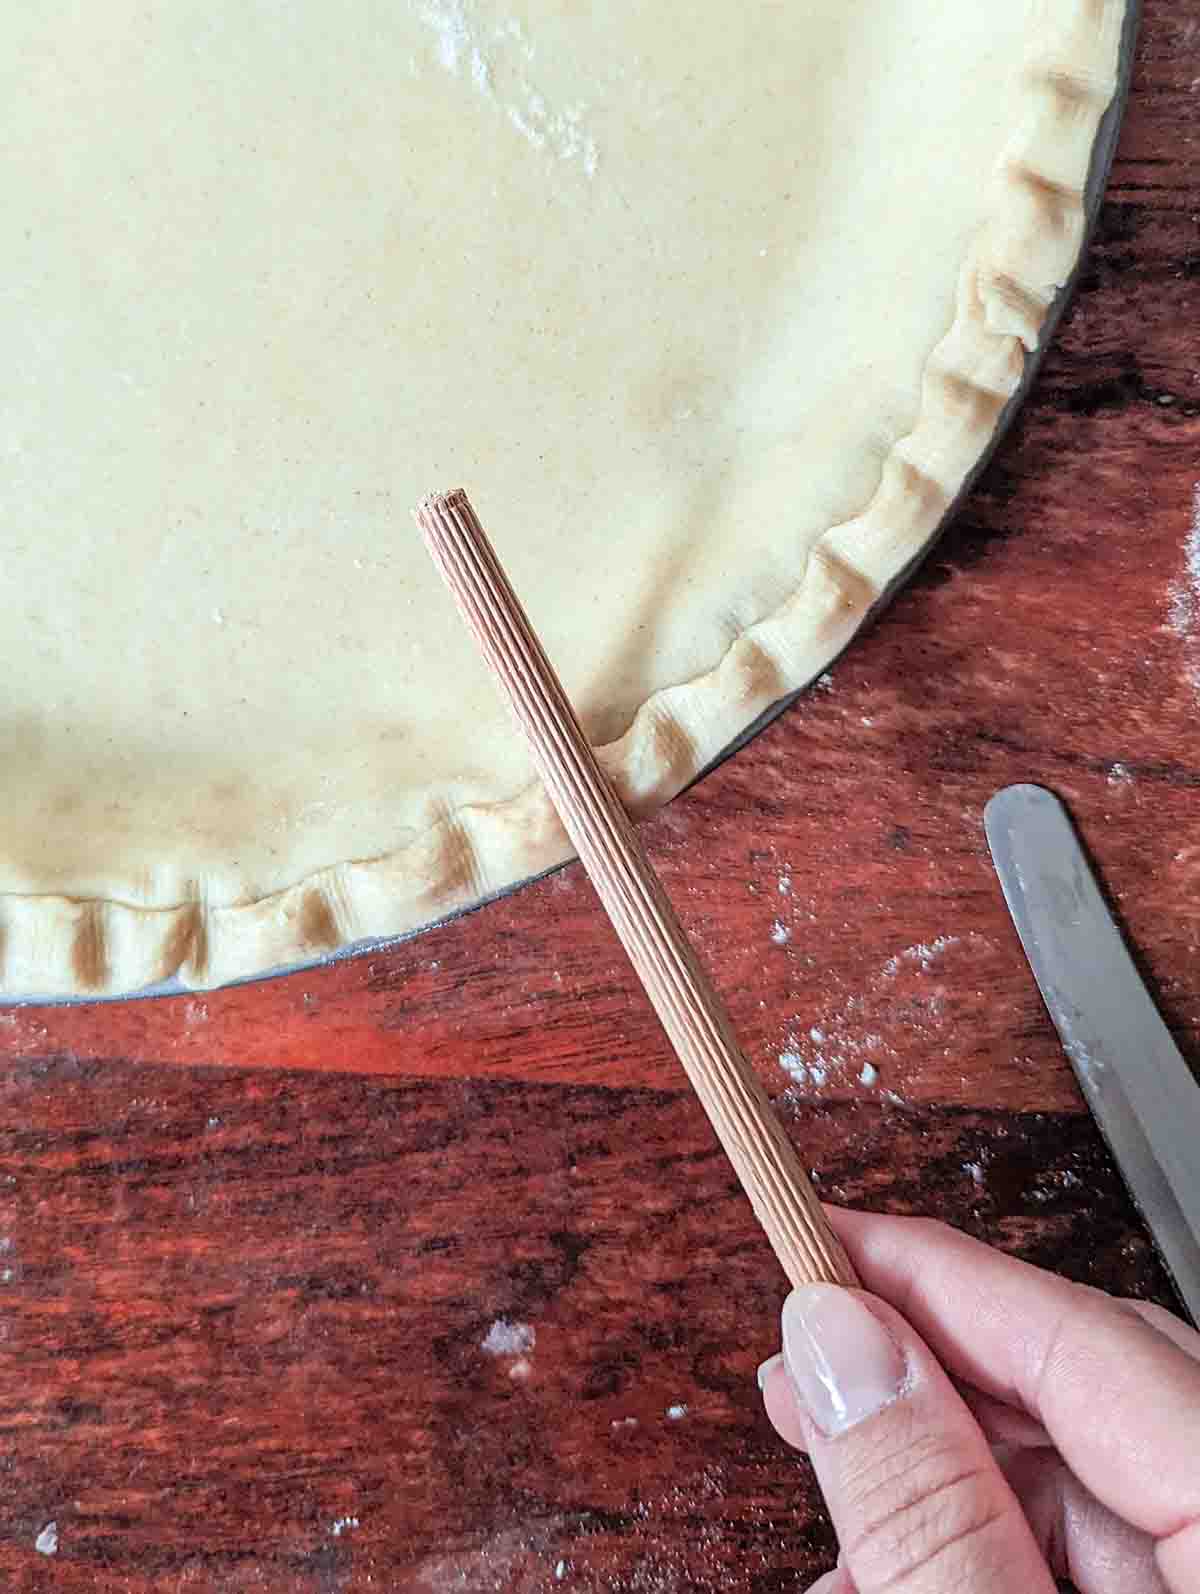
left=419, top=0, right=469, bottom=72
left=494, top=15, right=535, bottom=59
left=859, top=1062, right=879, bottom=1087
left=470, top=45, right=491, bottom=91
left=611, top=1416, right=638, bottom=1431
left=481, top=1319, right=535, bottom=1357
left=554, top=1560, right=568, bottom=1581
left=1169, top=581, right=1194, bottom=635
left=815, top=672, right=835, bottom=690
left=779, top=1051, right=807, bottom=1082
left=964, top=1161, right=986, bottom=1187
left=35, top=1523, right=58, bottom=1556
left=778, top=873, right=791, bottom=895
left=419, top=2, right=598, bottom=175
left=331, top=1516, right=359, bottom=1537
left=507, top=102, right=546, bottom=148
left=1066, top=1041, right=1105, bottom=1084
left=1107, top=762, right=1133, bottom=787
left=508, top=1357, right=532, bottom=1381
left=666, top=1403, right=688, bottom=1421
left=770, top=920, right=791, bottom=945
left=883, top=935, right=961, bottom=976
left=1167, top=484, right=1200, bottom=667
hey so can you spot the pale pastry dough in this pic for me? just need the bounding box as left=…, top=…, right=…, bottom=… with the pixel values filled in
left=1, top=2, right=1126, bottom=995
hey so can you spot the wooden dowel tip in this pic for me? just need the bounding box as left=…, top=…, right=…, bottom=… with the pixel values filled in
left=414, top=488, right=471, bottom=524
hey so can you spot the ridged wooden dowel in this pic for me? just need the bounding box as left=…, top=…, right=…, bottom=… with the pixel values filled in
left=414, top=488, right=857, bottom=1292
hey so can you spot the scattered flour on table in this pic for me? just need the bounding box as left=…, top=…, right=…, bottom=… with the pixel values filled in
left=481, top=1318, right=535, bottom=1357
left=413, top=1520, right=569, bottom=1591
left=602, top=1463, right=733, bottom=1592
left=1166, top=484, right=1200, bottom=693
left=778, top=933, right=986, bottom=1097
left=35, top=1523, right=58, bottom=1556
left=882, top=936, right=960, bottom=977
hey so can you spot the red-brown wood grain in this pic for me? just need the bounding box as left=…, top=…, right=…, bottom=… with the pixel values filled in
left=2, top=7, right=1199, bottom=1589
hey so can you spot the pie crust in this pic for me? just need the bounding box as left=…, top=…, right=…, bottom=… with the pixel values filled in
left=1, top=2, right=1128, bottom=995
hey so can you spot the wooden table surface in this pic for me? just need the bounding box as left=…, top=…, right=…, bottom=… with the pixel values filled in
left=3, top=9, right=1199, bottom=1591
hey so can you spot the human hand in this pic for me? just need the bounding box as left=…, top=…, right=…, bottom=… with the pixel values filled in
left=758, top=1208, right=1200, bottom=1593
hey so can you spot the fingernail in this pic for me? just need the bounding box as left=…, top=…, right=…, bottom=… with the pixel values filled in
left=782, top=1286, right=906, bottom=1437
left=757, top=1353, right=783, bottom=1391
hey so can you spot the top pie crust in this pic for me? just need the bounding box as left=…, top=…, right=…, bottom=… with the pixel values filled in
left=1, top=1, right=1126, bottom=996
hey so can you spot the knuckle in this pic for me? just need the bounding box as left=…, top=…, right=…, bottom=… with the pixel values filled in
left=840, top=1435, right=1012, bottom=1591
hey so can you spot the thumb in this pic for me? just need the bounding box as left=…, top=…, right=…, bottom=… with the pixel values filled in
left=767, top=1286, right=1055, bottom=1594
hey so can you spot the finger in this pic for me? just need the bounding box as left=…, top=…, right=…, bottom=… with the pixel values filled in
left=958, top=1385, right=1050, bottom=1449
left=1126, top=1297, right=1200, bottom=1359
left=807, top=1568, right=857, bottom=1594
left=826, top=1206, right=1200, bottom=1575
left=761, top=1357, right=1049, bottom=1458
left=777, top=1284, right=1055, bottom=1594
left=760, top=1352, right=810, bottom=1450
left=763, top=1326, right=1169, bottom=1593
left=997, top=1445, right=1168, bottom=1594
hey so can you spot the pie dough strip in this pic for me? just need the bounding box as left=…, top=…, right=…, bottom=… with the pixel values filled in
left=416, top=488, right=858, bottom=1291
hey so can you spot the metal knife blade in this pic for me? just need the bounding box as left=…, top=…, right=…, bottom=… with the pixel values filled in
left=985, top=783, right=1200, bottom=1322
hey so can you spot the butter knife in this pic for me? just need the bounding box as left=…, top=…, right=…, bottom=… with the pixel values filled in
left=985, top=782, right=1200, bottom=1322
